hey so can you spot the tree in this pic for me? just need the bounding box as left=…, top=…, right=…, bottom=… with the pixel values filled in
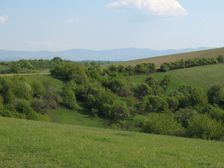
left=50, top=62, right=87, bottom=83
left=134, top=64, right=147, bottom=74
left=160, top=63, right=170, bottom=72
left=160, top=75, right=171, bottom=92
left=62, top=86, right=78, bottom=110
left=11, top=99, right=38, bottom=120
left=109, top=101, right=129, bottom=120
left=12, top=78, right=32, bottom=100
left=175, top=108, right=197, bottom=127
left=141, top=95, right=168, bottom=113
left=125, top=65, right=134, bottom=75
left=207, top=85, right=224, bottom=106
left=217, top=55, right=224, bottom=63
left=31, top=81, right=45, bottom=98
left=134, top=83, right=153, bottom=98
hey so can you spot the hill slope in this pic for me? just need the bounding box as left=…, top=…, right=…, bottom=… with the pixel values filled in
left=0, top=117, right=224, bottom=168
left=128, top=64, right=224, bottom=91
left=120, top=47, right=224, bottom=67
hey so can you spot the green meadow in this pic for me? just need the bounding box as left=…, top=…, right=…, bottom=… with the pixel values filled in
left=0, top=117, right=224, bottom=168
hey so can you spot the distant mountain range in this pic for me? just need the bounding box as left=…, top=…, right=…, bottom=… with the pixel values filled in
left=0, top=47, right=210, bottom=62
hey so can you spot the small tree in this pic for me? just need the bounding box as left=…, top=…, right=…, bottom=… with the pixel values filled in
left=207, top=85, right=224, bottom=106
left=141, top=95, right=168, bottom=113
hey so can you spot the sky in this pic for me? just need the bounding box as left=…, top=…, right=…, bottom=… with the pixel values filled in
left=0, top=0, right=224, bottom=51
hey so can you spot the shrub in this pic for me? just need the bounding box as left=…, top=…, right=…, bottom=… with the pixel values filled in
left=217, top=55, right=224, bottom=63
left=134, top=83, right=153, bottom=98
left=11, top=99, right=38, bottom=120
left=62, top=86, right=78, bottom=110
left=142, top=113, right=185, bottom=136
left=187, top=114, right=224, bottom=140
left=140, top=96, right=168, bottom=113
left=175, top=108, right=197, bottom=127
left=109, top=101, right=129, bottom=120
left=50, top=62, right=87, bottom=83
left=207, top=85, right=224, bottom=106
left=31, top=98, right=47, bottom=114
left=160, top=63, right=170, bottom=72
left=209, top=107, right=224, bottom=123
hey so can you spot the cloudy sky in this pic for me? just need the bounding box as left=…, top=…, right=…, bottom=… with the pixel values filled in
left=0, top=0, right=224, bottom=51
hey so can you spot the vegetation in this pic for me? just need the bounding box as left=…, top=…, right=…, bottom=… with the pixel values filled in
left=160, top=56, right=224, bottom=72
left=0, top=57, right=224, bottom=141
left=1, top=117, right=224, bottom=168
left=117, top=47, right=224, bottom=67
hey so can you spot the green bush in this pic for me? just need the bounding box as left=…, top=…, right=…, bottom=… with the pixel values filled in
left=11, top=99, right=38, bottom=120
left=187, top=114, right=224, bottom=140
left=142, top=113, right=185, bottom=136
left=140, top=95, right=168, bottom=113
left=175, top=108, right=197, bottom=127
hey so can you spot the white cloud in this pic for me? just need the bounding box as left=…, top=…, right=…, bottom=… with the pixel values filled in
left=0, top=15, right=8, bottom=24
left=107, top=0, right=188, bottom=16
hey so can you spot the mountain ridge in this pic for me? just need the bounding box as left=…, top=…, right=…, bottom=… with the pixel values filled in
left=0, top=47, right=209, bottom=62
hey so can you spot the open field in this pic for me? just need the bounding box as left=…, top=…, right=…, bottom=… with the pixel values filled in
left=128, top=64, right=224, bottom=91
left=48, top=108, right=106, bottom=128
left=0, top=117, right=224, bottom=168
left=117, top=47, right=224, bottom=67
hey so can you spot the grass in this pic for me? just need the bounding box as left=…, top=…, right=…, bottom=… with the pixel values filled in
left=128, top=64, right=224, bottom=91
left=118, top=47, right=224, bottom=67
left=48, top=108, right=106, bottom=128
left=0, top=117, right=224, bottom=168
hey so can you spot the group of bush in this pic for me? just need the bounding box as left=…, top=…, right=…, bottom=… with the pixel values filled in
left=51, top=61, right=224, bottom=140
left=160, top=55, right=224, bottom=72
left=0, top=58, right=224, bottom=140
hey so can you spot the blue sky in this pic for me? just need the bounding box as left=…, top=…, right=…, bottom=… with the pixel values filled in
left=0, top=0, right=224, bottom=51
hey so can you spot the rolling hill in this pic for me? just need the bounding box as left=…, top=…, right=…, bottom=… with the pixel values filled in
left=0, top=117, right=224, bottom=168
left=119, top=47, right=224, bottom=67
left=127, top=63, right=224, bottom=91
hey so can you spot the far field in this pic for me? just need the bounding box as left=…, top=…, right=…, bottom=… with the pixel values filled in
left=128, top=64, right=224, bottom=91
left=118, top=47, right=224, bottom=67
left=0, top=117, right=224, bottom=168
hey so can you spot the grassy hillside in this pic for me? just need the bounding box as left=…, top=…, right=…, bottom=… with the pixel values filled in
left=128, top=64, right=224, bottom=91
left=0, top=117, right=224, bottom=168
left=119, top=47, right=224, bottom=67
left=48, top=108, right=106, bottom=128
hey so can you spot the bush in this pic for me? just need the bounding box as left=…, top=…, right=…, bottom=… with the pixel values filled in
left=187, top=114, right=224, bottom=140
left=11, top=99, right=38, bottom=120
left=50, top=62, right=87, bottom=83
left=140, top=96, right=168, bottom=113
left=62, top=86, right=78, bottom=110
left=134, top=83, right=153, bottom=98
left=209, top=107, right=224, bottom=123
left=142, top=113, right=185, bottom=136
left=207, top=85, right=224, bottom=106
left=160, top=63, right=170, bottom=72
left=175, top=108, right=197, bottom=127
left=31, top=98, right=46, bottom=114
left=109, top=101, right=129, bottom=120
left=217, top=55, right=224, bottom=63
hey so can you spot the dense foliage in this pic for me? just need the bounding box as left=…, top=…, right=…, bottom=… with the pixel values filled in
left=0, top=57, right=224, bottom=140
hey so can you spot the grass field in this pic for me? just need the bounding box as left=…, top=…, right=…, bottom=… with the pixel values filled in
left=0, top=117, right=224, bottom=168
left=128, top=64, right=224, bottom=91
left=118, top=47, right=224, bottom=67
left=48, top=108, right=106, bottom=128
